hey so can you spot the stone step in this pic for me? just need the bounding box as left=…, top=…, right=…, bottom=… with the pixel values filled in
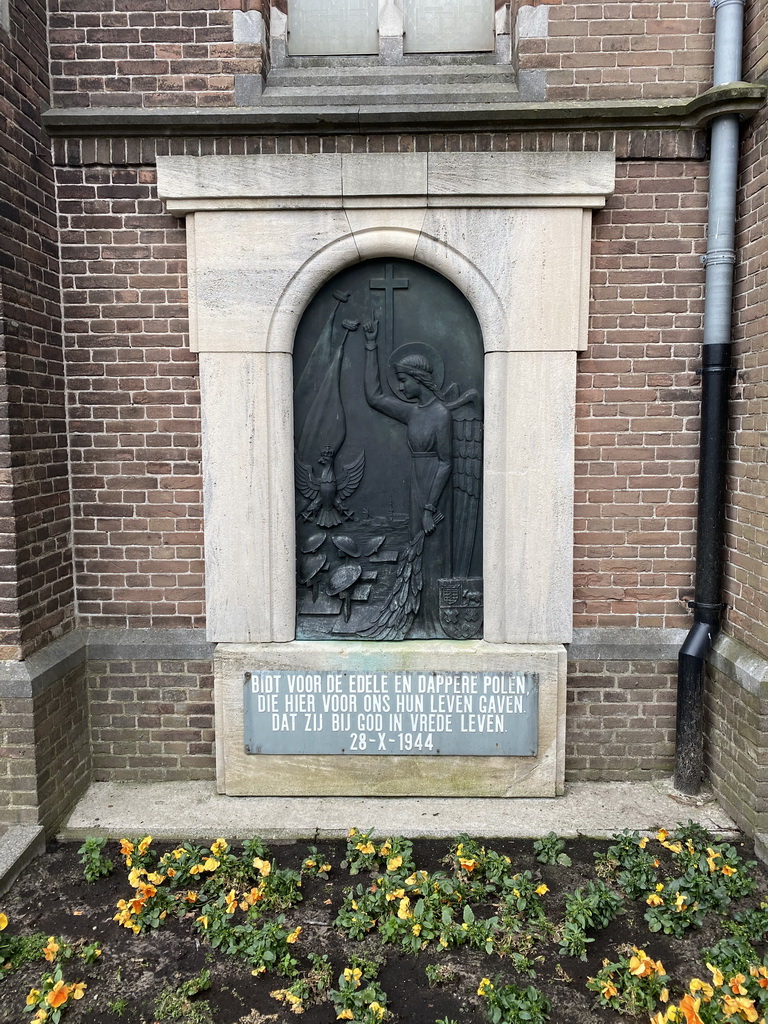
left=260, top=81, right=519, bottom=108
left=267, top=64, right=516, bottom=91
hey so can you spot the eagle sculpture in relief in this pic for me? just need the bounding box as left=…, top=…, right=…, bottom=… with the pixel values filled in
left=295, top=446, right=366, bottom=528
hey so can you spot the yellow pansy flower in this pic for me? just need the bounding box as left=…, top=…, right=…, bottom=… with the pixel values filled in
left=210, top=838, right=228, bottom=856
left=253, top=857, right=271, bottom=877
left=286, top=926, right=302, bottom=943
left=46, top=980, right=70, bottom=1009
left=43, top=938, right=59, bottom=963
left=337, top=1011, right=354, bottom=1020
left=387, top=855, right=403, bottom=872
left=397, top=896, right=412, bottom=919
left=26, top=989, right=41, bottom=1005
left=535, top=884, right=549, bottom=895
left=689, top=978, right=714, bottom=1000
left=0, top=913, right=7, bottom=931
left=707, top=963, right=724, bottom=987
left=477, top=977, right=493, bottom=996
left=356, top=842, right=376, bottom=855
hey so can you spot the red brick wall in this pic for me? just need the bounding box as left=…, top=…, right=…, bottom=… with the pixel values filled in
left=567, top=658, right=676, bottom=779
left=57, top=145, right=205, bottom=626
left=53, top=129, right=710, bottom=632
left=48, top=0, right=265, bottom=109
left=0, top=0, right=75, bottom=660
left=724, top=0, right=768, bottom=660
left=0, top=664, right=90, bottom=831
left=46, top=0, right=717, bottom=110
left=88, top=657, right=215, bottom=781
left=520, top=0, right=716, bottom=102
left=575, top=153, right=709, bottom=629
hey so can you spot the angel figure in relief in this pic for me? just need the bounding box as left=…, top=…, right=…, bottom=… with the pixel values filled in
left=357, top=320, right=482, bottom=640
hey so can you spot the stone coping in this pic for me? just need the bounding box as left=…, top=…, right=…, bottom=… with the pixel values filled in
left=41, top=83, right=766, bottom=137
left=710, top=633, right=768, bottom=698
left=2, top=626, right=764, bottom=700
left=0, top=826, right=45, bottom=896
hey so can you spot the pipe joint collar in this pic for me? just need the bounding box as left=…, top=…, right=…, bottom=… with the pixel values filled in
left=710, top=0, right=745, bottom=9
left=700, top=248, right=737, bottom=266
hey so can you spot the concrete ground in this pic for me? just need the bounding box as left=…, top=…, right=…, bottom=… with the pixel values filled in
left=56, top=778, right=736, bottom=844
left=0, top=780, right=740, bottom=892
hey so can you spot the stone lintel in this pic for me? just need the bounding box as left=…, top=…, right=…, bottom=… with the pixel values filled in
left=156, top=151, right=616, bottom=215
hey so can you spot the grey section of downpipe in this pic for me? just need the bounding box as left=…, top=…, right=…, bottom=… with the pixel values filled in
left=674, top=0, right=744, bottom=794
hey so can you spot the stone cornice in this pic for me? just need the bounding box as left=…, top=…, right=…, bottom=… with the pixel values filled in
left=41, top=82, right=767, bottom=138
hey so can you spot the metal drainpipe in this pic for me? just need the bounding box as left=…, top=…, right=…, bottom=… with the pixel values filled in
left=674, top=0, right=744, bottom=794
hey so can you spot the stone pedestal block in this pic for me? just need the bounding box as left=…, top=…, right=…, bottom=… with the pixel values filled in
left=215, top=641, right=566, bottom=797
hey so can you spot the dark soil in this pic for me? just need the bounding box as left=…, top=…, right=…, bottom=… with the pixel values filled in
left=1, top=831, right=766, bottom=1024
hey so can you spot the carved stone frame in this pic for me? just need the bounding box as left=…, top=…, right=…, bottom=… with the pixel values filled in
left=157, top=151, right=615, bottom=797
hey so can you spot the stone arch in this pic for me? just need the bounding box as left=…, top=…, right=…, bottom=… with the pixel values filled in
left=266, top=223, right=508, bottom=355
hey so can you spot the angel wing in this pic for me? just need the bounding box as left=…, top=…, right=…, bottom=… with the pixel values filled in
left=336, top=450, right=366, bottom=501
left=294, top=457, right=319, bottom=501
left=448, top=389, right=482, bottom=578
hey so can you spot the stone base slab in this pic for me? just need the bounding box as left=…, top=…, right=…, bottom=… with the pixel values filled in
left=214, top=641, right=566, bottom=797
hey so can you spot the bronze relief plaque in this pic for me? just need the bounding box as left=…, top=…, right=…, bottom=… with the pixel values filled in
left=293, top=258, right=484, bottom=641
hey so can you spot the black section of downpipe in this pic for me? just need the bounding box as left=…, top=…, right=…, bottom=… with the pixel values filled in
left=674, top=343, right=732, bottom=793
left=673, top=0, right=744, bottom=795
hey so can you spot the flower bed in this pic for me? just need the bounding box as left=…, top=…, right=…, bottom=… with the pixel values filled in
left=1, top=824, right=767, bottom=1024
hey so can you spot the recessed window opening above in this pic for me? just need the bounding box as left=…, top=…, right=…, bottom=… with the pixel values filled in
left=284, top=0, right=498, bottom=58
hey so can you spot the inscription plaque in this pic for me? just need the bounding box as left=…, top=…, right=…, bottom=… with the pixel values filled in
left=243, top=670, right=538, bottom=756
left=293, top=259, right=484, bottom=642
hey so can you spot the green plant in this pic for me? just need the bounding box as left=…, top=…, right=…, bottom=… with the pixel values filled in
left=107, top=997, right=128, bottom=1017
left=77, top=837, right=114, bottom=882
left=533, top=832, right=571, bottom=867
left=0, top=916, right=49, bottom=976
left=302, top=845, right=333, bottom=878
left=425, top=963, right=458, bottom=988
left=79, top=941, right=102, bottom=965
left=508, top=952, right=540, bottom=978
left=378, top=835, right=416, bottom=876
left=594, top=830, right=660, bottom=898
left=154, top=969, right=213, bottom=1024
left=343, top=828, right=382, bottom=875
left=586, top=945, right=669, bottom=1015
left=649, top=961, right=768, bottom=1024
left=557, top=921, right=592, bottom=960
left=558, top=880, right=622, bottom=960
left=703, top=903, right=768, bottom=976
left=477, top=976, right=551, bottom=1024
left=330, top=957, right=390, bottom=1022
left=23, top=966, right=87, bottom=1023
left=270, top=953, right=333, bottom=1014
left=499, top=871, right=550, bottom=928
